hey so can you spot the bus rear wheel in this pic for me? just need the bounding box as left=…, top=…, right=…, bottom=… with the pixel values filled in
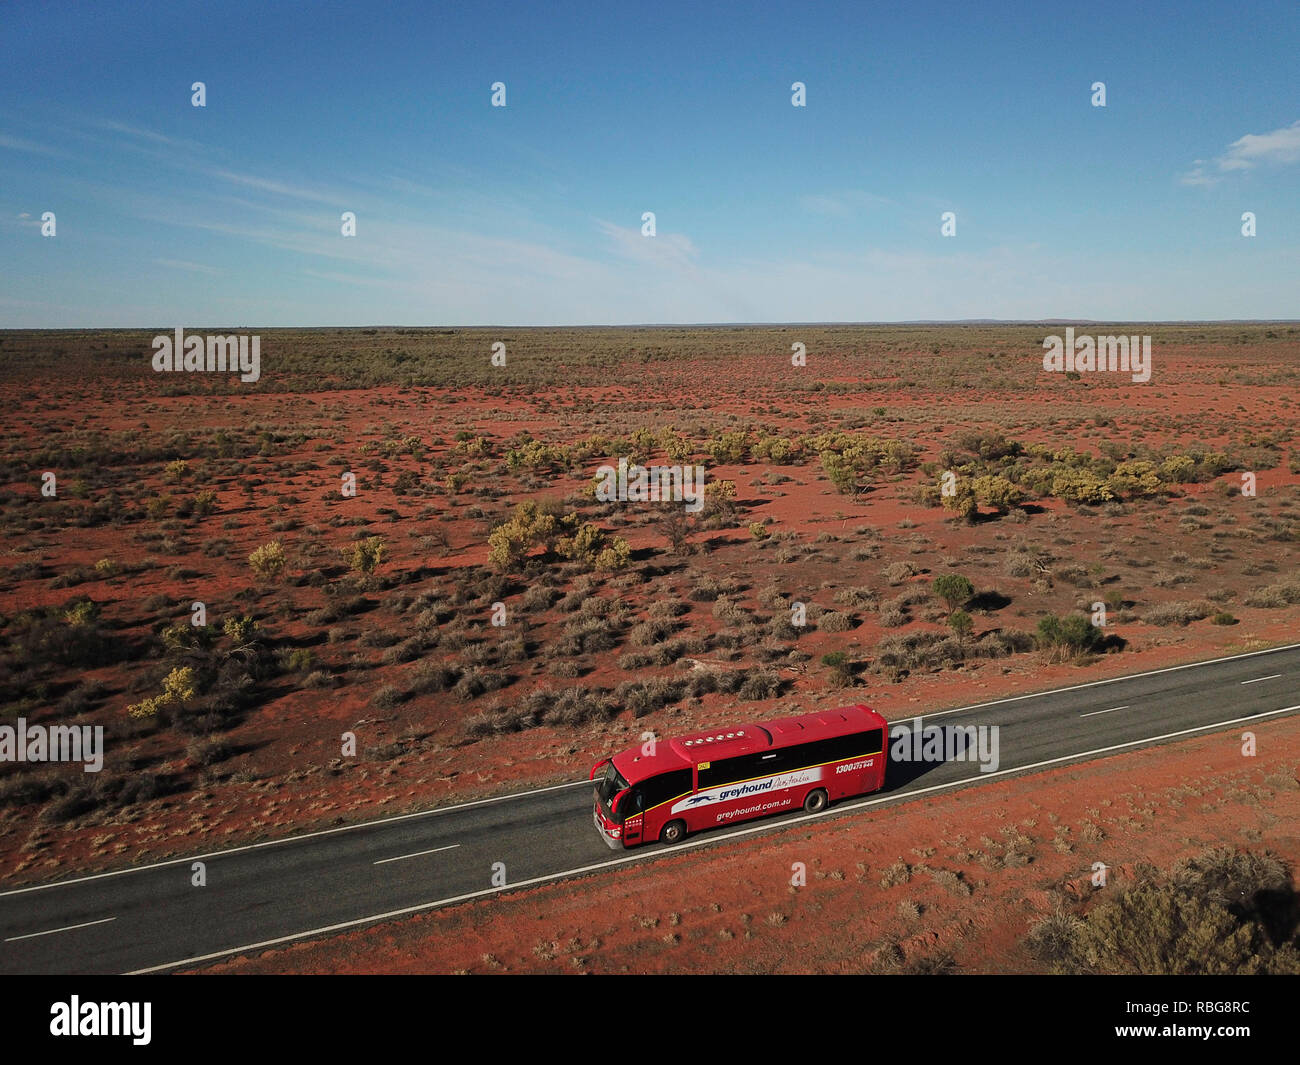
left=803, top=788, right=829, bottom=814
left=660, top=820, right=687, bottom=845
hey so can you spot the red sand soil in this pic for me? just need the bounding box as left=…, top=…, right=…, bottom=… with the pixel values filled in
left=1, top=329, right=1297, bottom=904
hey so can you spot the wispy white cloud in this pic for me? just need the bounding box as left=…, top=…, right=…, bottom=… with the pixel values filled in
left=48, top=116, right=336, bottom=206
left=799, top=194, right=851, bottom=216
left=1181, top=119, right=1300, bottom=184
left=798, top=190, right=895, bottom=216
left=203, top=167, right=341, bottom=205
left=86, top=118, right=210, bottom=158
left=1178, top=159, right=1217, bottom=187
left=154, top=258, right=222, bottom=275
left=1219, top=119, right=1300, bottom=170
left=597, top=219, right=698, bottom=271
left=0, top=133, right=66, bottom=157
left=96, top=119, right=179, bottom=145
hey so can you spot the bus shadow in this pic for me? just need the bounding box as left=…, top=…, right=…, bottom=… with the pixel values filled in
left=882, top=726, right=982, bottom=791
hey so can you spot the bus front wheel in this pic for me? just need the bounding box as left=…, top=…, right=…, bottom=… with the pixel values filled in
left=660, top=820, right=687, bottom=845
left=803, top=789, right=829, bottom=814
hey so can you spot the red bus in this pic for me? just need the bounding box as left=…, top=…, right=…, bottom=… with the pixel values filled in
left=590, top=703, right=887, bottom=848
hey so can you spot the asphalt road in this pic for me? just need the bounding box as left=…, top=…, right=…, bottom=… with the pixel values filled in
left=2, top=642, right=1298, bottom=974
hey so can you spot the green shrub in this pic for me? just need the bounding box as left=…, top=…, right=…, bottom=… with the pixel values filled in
left=558, top=523, right=632, bottom=571
left=822, top=650, right=854, bottom=688
left=1107, top=460, right=1162, bottom=498
left=348, top=535, right=386, bottom=575
left=932, top=574, right=975, bottom=610
left=971, top=474, right=1025, bottom=513
left=248, top=539, right=286, bottom=581
left=1051, top=468, right=1115, bottom=505
left=939, top=482, right=978, bottom=522
left=127, top=666, right=197, bottom=718
left=488, top=501, right=566, bottom=568
left=223, top=615, right=260, bottom=645
left=707, top=430, right=749, bottom=464
left=1158, top=454, right=1196, bottom=483
left=1035, top=614, right=1102, bottom=656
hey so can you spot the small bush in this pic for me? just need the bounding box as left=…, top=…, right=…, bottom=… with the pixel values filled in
left=737, top=670, right=783, bottom=700
left=880, top=861, right=911, bottom=887
left=819, top=610, right=854, bottom=633
left=348, top=536, right=386, bottom=575
left=883, top=562, right=916, bottom=586
left=1143, top=600, right=1210, bottom=627
left=1025, top=904, right=1085, bottom=968
left=248, top=540, right=286, bottom=581
left=1035, top=614, right=1102, bottom=656
left=187, top=738, right=234, bottom=767
left=372, top=685, right=403, bottom=710
left=932, top=574, right=974, bottom=610
left=409, top=662, right=459, bottom=694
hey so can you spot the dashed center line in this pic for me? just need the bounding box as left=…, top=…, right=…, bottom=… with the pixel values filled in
left=373, top=844, right=461, bottom=866
left=1241, top=674, right=1283, bottom=685
left=5, top=917, right=116, bottom=943
left=1080, top=705, right=1130, bottom=718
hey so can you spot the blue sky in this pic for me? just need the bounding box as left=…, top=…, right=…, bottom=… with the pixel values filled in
left=2, top=0, right=1297, bottom=326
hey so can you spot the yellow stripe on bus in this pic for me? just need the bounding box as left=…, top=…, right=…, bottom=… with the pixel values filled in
left=639, top=791, right=693, bottom=816
left=637, top=750, right=884, bottom=817
left=705, top=750, right=884, bottom=793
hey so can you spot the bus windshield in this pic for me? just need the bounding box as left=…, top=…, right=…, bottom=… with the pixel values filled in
left=596, top=762, right=630, bottom=806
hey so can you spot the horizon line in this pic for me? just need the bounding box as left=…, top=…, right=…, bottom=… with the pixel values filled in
left=3, top=319, right=1299, bottom=332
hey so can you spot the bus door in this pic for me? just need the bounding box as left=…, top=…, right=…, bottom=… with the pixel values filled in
left=619, top=788, right=645, bottom=845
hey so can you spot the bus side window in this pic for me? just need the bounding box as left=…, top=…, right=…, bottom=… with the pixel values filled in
left=641, top=769, right=693, bottom=809
left=757, top=748, right=792, bottom=774
left=699, top=753, right=765, bottom=790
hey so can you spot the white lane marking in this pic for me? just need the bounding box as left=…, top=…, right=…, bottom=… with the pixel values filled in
left=0, top=779, right=590, bottom=899
left=373, top=844, right=460, bottom=866
left=14, top=641, right=1300, bottom=900
left=4, top=916, right=116, bottom=943
left=1241, top=674, right=1282, bottom=685
left=915, top=641, right=1300, bottom=721
left=128, top=703, right=1300, bottom=975
left=1080, top=705, right=1129, bottom=718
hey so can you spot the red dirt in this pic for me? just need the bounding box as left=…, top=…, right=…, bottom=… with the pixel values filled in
left=2, top=328, right=1298, bottom=956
